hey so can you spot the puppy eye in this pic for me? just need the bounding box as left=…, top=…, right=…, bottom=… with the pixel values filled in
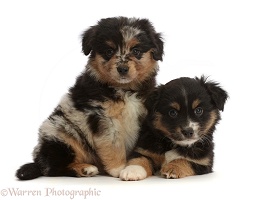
left=169, top=109, right=178, bottom=118
left=194, top=107, right=203, bottom=116
left=132, top=48, right=140, bottom=56
left=105, top=49, right=114, bottom=57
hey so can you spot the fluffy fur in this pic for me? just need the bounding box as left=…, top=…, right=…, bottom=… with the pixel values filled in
left=16, top=17, right=163, bottom=180
left=120, top=76, right=228, bottom=180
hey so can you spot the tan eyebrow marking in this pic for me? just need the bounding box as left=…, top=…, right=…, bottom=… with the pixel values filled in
left=106, top=41, right=116, bottom=49
left=192, top=99, right=201, bottom=109
left=126, top=38, right=139, bottom=49
left=170, top=102, right=180, bottom=111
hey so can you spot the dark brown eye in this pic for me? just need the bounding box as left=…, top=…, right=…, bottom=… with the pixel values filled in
left=169, top=109, right=178, bottom=118
left=105, top=49, right=114, bottom=57
left=132, top=48, right=140, bottom=56
left=194, top=107, right=203, bottom=116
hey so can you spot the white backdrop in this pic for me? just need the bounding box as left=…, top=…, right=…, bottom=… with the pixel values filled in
left=0, top=0, right=253, bottom=199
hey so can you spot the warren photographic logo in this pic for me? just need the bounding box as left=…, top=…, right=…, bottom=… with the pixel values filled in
left=1, top=187, right=101, bottom=199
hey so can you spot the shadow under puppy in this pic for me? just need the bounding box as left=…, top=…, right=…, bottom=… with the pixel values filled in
left=16, top=17, right=163, bottom=180
left=120, top=76, right=228, bottom=180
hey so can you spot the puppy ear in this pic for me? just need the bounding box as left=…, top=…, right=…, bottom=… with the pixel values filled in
left=81, top=26, right=97, bottom=56
left=151, top=33, right=164, bottom=61
left=138, top=19, right=164, bottom=61
left=196, top=76, right=228, bottom=111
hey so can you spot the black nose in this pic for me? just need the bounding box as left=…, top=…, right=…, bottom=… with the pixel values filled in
left=117, top=66, right=129, bottom=75
left=181, top=128, right=194, bottom=138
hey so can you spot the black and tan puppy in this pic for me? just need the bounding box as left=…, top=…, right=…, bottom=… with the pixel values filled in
left=120, top=76, right=228, bottom=180
left=16, top=17, right=163, bottom=180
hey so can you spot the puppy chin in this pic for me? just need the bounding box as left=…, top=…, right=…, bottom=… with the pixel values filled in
left=173, top=138, right=199, bottom=147
left=117, top=77, right=132, bottom=84
left=114, top=74, right=137, bottom=84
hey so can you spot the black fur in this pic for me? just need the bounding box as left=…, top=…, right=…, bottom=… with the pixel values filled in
left=70, top=72, right=119, bottom=110
left=16, top=163, right=42, bottom=180
left=121, top=76, right=228, bottom=180
left=34, top=139, right=77, bottom=177
left=197, top=76, right=228, bottom=111
left=16, top=17, right=163, bottom=180
left=82, top=17, right=164, bottom=61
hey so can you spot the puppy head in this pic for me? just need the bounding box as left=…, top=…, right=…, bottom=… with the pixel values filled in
left=146, top=76, right=228, bottom=146
left=81, top=17, right=164, bottom=86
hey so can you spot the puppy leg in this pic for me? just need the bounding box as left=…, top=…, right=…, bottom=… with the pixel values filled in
left=120, top=157, right=153, bottom=181
left=56, top=133, right=100, bottom=177
left=161, top=159, right=195, bottom=179
left=34, top=137, right=99, bottom=178
left=93, top=137, right=126, bottom=177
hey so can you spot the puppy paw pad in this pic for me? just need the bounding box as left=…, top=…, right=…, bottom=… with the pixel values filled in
left=120, top=165, right=147, bottom=181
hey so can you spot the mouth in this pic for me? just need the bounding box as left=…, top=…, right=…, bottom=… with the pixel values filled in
left=173, top=137, right=199, bottom=147
left=115, top=75, right=134, bottom=84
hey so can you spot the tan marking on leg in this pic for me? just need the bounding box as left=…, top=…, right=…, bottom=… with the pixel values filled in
left=161, top=159, right=195, bottom=179
left=58, top=132, right=99, bottom=177
left=58, top=132, right=94, bottom=164
left=136, top=148, right=165, bottom=169
left=93, top=136, right=126, bottom=177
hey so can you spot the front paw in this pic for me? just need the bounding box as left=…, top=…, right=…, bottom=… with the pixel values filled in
left=161, top=159, right=194, bottom=179
left=107, top=165, right=125, bottom=178
left=70, top=163, right=99, bottom=177
left=120, top=165, right=147, bottom=181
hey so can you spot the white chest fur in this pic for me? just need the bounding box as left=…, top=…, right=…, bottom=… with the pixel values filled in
left=101, top=91, right=146, bottom=154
